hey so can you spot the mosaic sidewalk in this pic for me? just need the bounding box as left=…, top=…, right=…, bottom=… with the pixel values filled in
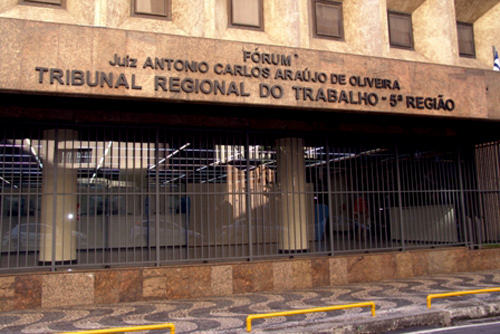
left=1, top=270, right=500, bottom=333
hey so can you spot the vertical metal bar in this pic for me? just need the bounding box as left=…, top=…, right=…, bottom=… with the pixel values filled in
left=457, top=147, right=469, bottom=247
left=326, top=141, right=334, bottom=255
left=395, top=145, right=405, bottom=251
left=245, top=130, right=253, bottom=261
left=155, top=129, right=160, bottom=266
left=51, top=129, right=58, bottom=271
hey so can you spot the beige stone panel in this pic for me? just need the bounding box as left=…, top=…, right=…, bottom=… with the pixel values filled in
left=172, top=0, right=206, bottom=37
left=19, top=21, right=60, bottom=93
left=454, top=0, right=499, bottom=23
left=485, top=71, right=500, bottom=120
left=445, top=68, right=488, bottom=118
left=104, top=0, right=129, bottom=28
left=474, top=2, right=500, bottom=70
left=0, top=1, right=94, bottom=26
left=266, top=0, right=301, bottom=48
left=89, top=27, right=128, bottom=97
left=273, top=260, right=312, bottom=291
left=329, top=257, right=348, bottom=285
left=347, top=253, right=396, bottom=283
left=395, top=252, right=415, bottom=278
left=413, top=0, right=458, bottom=65
left=0, top=18, right=24, bottom=90
left=427, top=248, right=459, bottom=274
left=0, top=1, right=16, bottom=14
left=387, top=0, right=426, bottom=13
left=211, top=265, right=233, bottom=296
left=143, top=268, right=169, bottom=298
left=343, top=0, right=386, bottom=56
left=55, top=25, right=94, bottom=95
left=453, top=248, right=470, bottom=273
left=456, top=56, right=490, bottom=70
left=143, top=276, right=168, bottom=298
left=0, top=277, right=15, bottom=298
left=202, top=0, right=216, bottom=38
left=66, top=0, right=95, bottom=26
left=42, top=273, right=95, bottom=308
left=121, top=31, right=158, bottom=98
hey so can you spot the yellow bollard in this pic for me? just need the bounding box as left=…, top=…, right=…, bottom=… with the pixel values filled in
left=59, top=323, right=175, bottom=334
left=246, top=302, right=376, bottom=332
left=427, top=287, right=500, bottom=309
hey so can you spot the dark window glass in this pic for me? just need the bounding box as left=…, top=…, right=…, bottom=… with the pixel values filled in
left=388, top=11, right=413, bottom=49
left=230, top=0, right=262, bottom=29
left=134, top=0, right=170, bottom=18
left=457, top=22, right=475, bottom=57
left=314, top=0, right=343, bottom=40
left=23, top=0, right=62, bottom=5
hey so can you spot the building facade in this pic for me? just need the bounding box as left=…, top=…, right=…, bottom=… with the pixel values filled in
left=0, top=0, right=499, bottom=311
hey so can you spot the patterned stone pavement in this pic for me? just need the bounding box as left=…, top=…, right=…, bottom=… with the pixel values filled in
left=1, top=270, right=500, bottom=333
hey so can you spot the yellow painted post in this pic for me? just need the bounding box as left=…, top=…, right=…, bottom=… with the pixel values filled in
left=59, top=323, right=175, bottom=334
left=427, top=287, right=500, bottom=309
left=246, top=302, right=376, bottom=332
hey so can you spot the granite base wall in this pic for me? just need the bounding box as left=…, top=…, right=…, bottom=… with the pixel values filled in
left=1, top=247, right=499, bottom=312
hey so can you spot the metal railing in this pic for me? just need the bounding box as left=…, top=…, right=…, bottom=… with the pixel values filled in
left=427, top=287, right=500, bottom=309
left=59, top=323, right=175, bottom=333
left=0, top=124, right=498, bottom=271
left=246, top=302, right=376, bottom=332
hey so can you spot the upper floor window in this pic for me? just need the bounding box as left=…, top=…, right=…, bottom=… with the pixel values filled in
left=313, top=0, right=343, bottom=40
left=229, top=0, right=263, bottom=30
left=133, top=0, right=171, bottom=19
left=22, top=0, right=63, bottom=6
left=388, top=11, right=413, bottom=49
left=457, top=22, right=475, bottom=57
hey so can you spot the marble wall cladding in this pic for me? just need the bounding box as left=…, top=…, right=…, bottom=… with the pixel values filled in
left=311, top=258, right=330, bottom=287
left=233, top=262, right=273, bottom=294
left=329, top=257, right=348, bottom=285
left=346, top=253, right=397, bottom=283
left=413, top=0, right=458, bottom=65
left=0, top=277, right=16, bottom=312
left=143, top=268, right=169, bottom=299
left=211, top=265, right=233, bottom=296
left=273, top=260, right=313, bottom=291
left=143, top=266, right=212, bottom=300
left=0, top=1, right=498, bottom=69
left=1, top=247, right=500, bottom=312
left=14, top=275, right=42, bottom=311
left=42, top=273, right=94, bottom=308
left=95, top=270, right=142, bottom=304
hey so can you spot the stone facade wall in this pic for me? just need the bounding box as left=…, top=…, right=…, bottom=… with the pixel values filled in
left=1, top=247, right=499, bottom=312
left=0, top=0, right=498, bottom=69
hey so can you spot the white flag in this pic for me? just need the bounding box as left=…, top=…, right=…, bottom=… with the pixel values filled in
left=494, top=46, right=500, bottom=71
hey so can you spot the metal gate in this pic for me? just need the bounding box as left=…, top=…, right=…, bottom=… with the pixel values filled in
left=0, top=124, right=498, bottom=271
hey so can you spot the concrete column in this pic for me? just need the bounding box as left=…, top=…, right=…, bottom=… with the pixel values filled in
left=39, top=129, right=78, bottom=263
left=276, top=137, right=308, bottom=251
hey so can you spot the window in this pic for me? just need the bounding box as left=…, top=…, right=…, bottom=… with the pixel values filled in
left=133, top=0, right=171, bottom=19
left=313, top=0, right=343, bottom=40
left=457, top=22, right=475, bottom=57
left=229, top=0, right=263, bottom=29
left=388, top=11, right=413, bottom=49
left=22, top=0, right=63, bottom=6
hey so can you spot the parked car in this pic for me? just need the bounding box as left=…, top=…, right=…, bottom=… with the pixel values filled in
left=2, top=223, right=87, bottom=251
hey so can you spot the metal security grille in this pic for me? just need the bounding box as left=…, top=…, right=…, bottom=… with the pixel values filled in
left=0, top=124, right=498, bottom=271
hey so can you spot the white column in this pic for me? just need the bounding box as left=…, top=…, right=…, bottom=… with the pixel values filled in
left=276, top=137, right=308, bottom=251
left=39, top=129, right=78, bottom=263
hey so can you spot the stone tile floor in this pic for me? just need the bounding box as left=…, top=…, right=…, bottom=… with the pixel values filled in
left=1, top=270, right=500, bottom=333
